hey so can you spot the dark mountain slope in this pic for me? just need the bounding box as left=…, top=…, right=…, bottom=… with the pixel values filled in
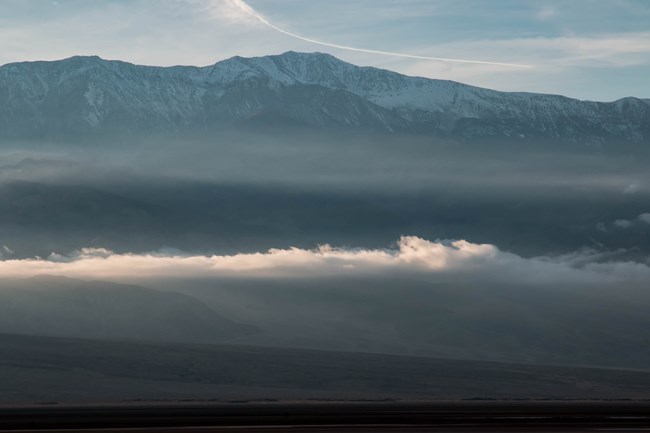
left=0, top=276, right=257, bottom=343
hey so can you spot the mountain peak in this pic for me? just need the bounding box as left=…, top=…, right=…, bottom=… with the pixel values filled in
left=273, top=50, right=341, bottom=62
left=64, top=55, right=105, bottom=62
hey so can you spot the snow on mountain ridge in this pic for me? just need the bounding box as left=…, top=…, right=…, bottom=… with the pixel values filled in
left=229, top=52, right=638, bottom=125
left=0, top=52, right=647, bottom=141
left=237, top=52, right=460, bottom=112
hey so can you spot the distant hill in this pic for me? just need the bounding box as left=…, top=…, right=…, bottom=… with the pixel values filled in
left=0, top=276, right=257, bottom=343
left=0, top=51, right=648, bottom=142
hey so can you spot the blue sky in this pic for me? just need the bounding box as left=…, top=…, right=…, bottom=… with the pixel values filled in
left=1, top=0, right=648, bottom=101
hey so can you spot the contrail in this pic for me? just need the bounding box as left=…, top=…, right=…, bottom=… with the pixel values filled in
left=231, top=0, right=532, bottom=68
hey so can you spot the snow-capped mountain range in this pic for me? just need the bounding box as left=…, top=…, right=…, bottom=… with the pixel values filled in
left=0, top=51, right=648, bottom=142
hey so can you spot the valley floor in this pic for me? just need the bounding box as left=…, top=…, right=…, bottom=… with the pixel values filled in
left=2, top=333, right=650, bottom=405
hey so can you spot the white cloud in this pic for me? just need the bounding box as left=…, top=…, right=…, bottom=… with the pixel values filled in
left=536, top=5, right=557, bottom=21
left=410, top=31, right=650, bottom=71
left=624, top=182, right=640, bottom=194
left=638, top=213, right=650, bottom=224
left=0, top=237, right=648, bottom=288
left=0, top=237, right=500, bottom=279
left=615, top=219, right=633, bottom=229
left=198, top=0, right=260, bottom=25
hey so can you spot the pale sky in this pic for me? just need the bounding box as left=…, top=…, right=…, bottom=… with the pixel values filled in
left=1, top=0, right=649, bottom=101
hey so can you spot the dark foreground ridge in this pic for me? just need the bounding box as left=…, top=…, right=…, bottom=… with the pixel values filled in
left=5, top=333, right=650, bottom=403
left=1, top=402, right=650, bottom=432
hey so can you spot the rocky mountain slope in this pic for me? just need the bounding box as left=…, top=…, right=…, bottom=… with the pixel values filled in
left=0, top=51, right=648, bottom=142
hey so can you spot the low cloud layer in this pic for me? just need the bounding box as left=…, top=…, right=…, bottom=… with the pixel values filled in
left=4, top=236, right=650, bottom=369
left=0, top=236, right=648, bottom=288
